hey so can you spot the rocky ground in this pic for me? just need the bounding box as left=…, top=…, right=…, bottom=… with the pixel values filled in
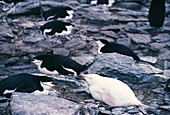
left=0, top=0, right=170, bottom=114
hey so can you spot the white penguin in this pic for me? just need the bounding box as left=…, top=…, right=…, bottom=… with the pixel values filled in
left=81, top=74, right=152, bottom=107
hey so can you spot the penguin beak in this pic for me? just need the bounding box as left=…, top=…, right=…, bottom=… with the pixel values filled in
left=81, top=74, right=87, bottom=78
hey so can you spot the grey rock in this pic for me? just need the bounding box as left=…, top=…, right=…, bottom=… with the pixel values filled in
left=150, top=43, right=166, bottom=52
left=0, top=22, right=14, bottom=41
left=10, top=92, right=79, bottom=115
left=164, top=94, right=170, bottom=105
left=23, top=35, right=44, bottom=43
left=126, top=22, right=136, bottom=29
left=166, top=42, right=170, bottom=48
left=151, top=34, right=170, bottom=43
left=113, top=2, right=147, bottom=11
left=101, top=30, right=118, bottom=39
left=87, top=53, right=162, bottom=83
left=101, top=25, right=126, bottom=31
left=158, top=50, right=170, bottom=60
left=8, top=0, right=40, bottom=16
left=86, top=10, right=114, bottom=25
left=164, top=61, right=170, bottom=70
left=127, top=108, right=139, bottom=114
left=64, top=38, right=87, bottom=51
left=128, top=33, right=151, bottom=44
left=152, top=88, right=165, bottom=94
left=0, top=96, right=10, bottom=115
left=118, top=10, right=148, bottom=18
left=71, top=54, right=94, bottom=65
left=52, top=48, right=70, bottom=56
left=159, top=105, right=170, bottom=111
left=111, top=108, right=123, bottom=114
left=163, top=70, right=170, bottom=77
left=116, top=38, right=131, bottom=47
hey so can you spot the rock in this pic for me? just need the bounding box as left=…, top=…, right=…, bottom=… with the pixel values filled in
left=151, top=34, right=170, bottom=43
left=159, top=105, right=170, bottom=111
left=116, top=38, right=131, bottom=47
left=101, top=25, right=126, bottom=32
left=8, top=0, right=40, bottom=16
left=118, top=10, right=148, bottom=18
left=128, top=33, right=151, bottom=44
left=164, top=61, right=170, bottom=69
left=52, top=48, right=70, bottom=56
left=0, top=22, right=14, bottom=41
left=23, top=35, right=44, bottom=43
left=101, top=30, right=118, bottom=39
left=111, top=108, right=123, bottom=114
left=139, top=56, right=157, bottom=64
left=10, top=92, right=79, bottom=115
left=86, top=10, right=114, bottom=25
left=126, top=22, right=136, bottom=29
left=64, top=39, right=87, bottom=51
left=87, top=53, right=162, bottom=83
left=152, top=88, right=165, bottom=94
left=158, top=50, right=170, bottom=60
left=113, top=2, right=147, bottom=11
left=166, top=42, right=170, bottom=48
left=164, top=94, right=170, bottom=105
left=163, top=70, right=170, bottom=77
left=150, top=43, right=166, bottom=52
left=0, top=96, right=10, bottom=114
left=71, top=54, right=94, bottom=65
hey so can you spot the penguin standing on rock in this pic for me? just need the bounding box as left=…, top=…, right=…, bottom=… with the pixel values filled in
left=42, top=6, right=74, bottom=21
left=148, top=0, right=165, bottom=28
left=40, top=20, right=74, bottom=36
left=38, top=0, right=74, bottom=21
left=81, top=74, right=153, bottom=108
left=86, top=0, right=115, bottom=6
left=32, top=54, right=94, bottom=76
left=0, top=73, right=54, bottom=97
left=95, top=39, right=140, bottom=61
left=2, top=0, right=25, bottom=5
left=95, top=39, right=155, bottom=64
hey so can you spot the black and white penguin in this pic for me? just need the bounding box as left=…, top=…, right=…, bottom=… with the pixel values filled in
left=148, top=0, right=165, bottom=28
left=40, top=20, right=74, bottom=36
left=87, top=0, right=115, bottom=6
left=38, top=0, right=74, bottom=21
left=0, top=73, right=54, bottom=97
left=2, top=0, right=24, bottom=5
left=42, top=6, right=74, bottom=21
left=97, top=0, right=109, bottom=5
left=165, top=79, right=170, bottom=92
left=95, top=39, right=140, bottom=61
left=32, top=54, right=94, bottom=76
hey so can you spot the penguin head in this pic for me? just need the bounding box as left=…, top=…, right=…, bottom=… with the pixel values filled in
left=65, top=7, right=73, bottom=11
left=98, top=39, right=110, bottom=44
left=32, top=55, right=49, bottom=66
left=81, top=74, right=101, bottom=85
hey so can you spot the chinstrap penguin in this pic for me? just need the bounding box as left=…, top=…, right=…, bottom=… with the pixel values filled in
left=81, top=74, right=153, bottom=108
left=148, top=0, right=165, bottom=28
left=32, top=54, right=94, bottom=76
left=0, top=73, right=54, bottom=97
left=87, top=0, right=115, bottom=6
left=38, top=0, right=74, bottom=21
left=95, top=39, right=140, bottom=61
left=40, top=20, right=74, bottom=36
left=2, top=0, right=25, bottom=5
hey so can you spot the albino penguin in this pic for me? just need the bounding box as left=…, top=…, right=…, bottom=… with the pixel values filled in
left=81, top=74, right=152, bottom=107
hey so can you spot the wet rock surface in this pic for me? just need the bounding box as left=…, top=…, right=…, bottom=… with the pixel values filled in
left=0, top=0, right=170, bottom=114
